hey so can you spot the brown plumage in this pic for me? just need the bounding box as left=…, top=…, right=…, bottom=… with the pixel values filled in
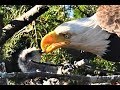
left=96, top=5, right=120, bottom=36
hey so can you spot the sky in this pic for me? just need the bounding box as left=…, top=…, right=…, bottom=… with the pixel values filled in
left=65, top=5, right=74, bottom=18
left=60, top=5, right=73, bottom=18
left=68, top=9, right=73, bottom=18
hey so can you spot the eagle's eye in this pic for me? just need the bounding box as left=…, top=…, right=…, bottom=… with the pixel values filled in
left=63, top=33, right=71, bottom=39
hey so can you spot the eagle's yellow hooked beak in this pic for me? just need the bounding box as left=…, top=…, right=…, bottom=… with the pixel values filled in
left=41, top=31, right=70, bottom=53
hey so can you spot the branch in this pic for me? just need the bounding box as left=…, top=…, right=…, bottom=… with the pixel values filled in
left=1, top=71, right=120, bottom=85
left=1, top=61, right=120, bottom=85
left=0, top=5, right=49, bottom=47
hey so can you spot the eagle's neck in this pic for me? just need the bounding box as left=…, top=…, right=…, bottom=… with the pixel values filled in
left=70, top=15, right=111, bottom=56
left=78, top=28, right=110, bottom=56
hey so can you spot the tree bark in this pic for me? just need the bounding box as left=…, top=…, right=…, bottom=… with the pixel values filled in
left=0, top=5, right=49, bottom=47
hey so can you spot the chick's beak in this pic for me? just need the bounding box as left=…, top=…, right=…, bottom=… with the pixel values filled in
left=41, top=31, right=70, bottom=53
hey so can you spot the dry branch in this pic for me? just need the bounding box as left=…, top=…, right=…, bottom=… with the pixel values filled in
left=0, top=5, right=49, bottom=47
left=1, top=61, right=120, bottom=85
left=1, top=71, right=120, bottom=85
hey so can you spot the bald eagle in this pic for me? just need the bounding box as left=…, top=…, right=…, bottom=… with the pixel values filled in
left=41, top=5, right=120, bottom=62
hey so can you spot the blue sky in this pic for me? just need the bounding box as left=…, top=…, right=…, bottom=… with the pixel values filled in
left=65, top=5, right=73, bottom=18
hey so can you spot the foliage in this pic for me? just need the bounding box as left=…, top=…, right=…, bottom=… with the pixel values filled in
left=0, top=5, right=32, bottom=25
left=1, top=27, right=31, bottom=61
left=72, top=5, right=98, bottom=18
left=89, top=57, right=116, bottom=75
left=0, top=5, right=32, bottom=61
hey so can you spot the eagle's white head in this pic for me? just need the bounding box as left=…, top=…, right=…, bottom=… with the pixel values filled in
left=41, top=14, right=110, bottom=56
